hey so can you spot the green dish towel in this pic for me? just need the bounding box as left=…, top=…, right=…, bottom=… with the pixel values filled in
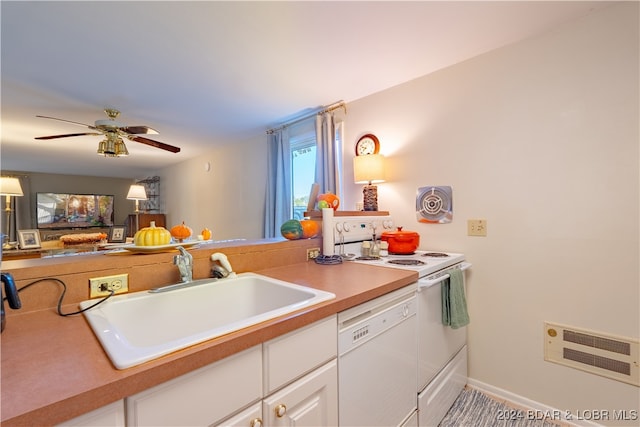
left=442, top=268, right=470, bottom=329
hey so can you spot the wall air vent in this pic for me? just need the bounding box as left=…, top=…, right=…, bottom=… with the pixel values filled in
left=544, top=322, right=639, bottom=386
left=416, top=186, right=453, bottom=223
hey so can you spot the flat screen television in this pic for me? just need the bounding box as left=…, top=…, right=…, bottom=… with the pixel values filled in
left=37, top=193, right=115, bottom=229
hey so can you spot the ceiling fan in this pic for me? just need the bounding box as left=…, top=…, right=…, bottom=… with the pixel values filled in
left=35, top=108, right=181, bottom=157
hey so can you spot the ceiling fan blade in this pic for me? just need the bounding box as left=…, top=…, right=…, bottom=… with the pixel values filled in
left=129, top=135, right=181, bottom=153
left=122, top=126, right=159, bottom=135
left=36, top=115, right=97, bottom=130
left=35, top=132, right=102, bottom=140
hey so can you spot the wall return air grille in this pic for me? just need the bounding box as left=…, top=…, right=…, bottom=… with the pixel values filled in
left=544, top=322, right=639, bottom=386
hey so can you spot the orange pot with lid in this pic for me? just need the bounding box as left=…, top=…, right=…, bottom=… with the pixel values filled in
left=380, top=227, right=420, bottom=254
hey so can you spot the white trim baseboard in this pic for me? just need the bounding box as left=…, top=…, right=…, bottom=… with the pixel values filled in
left=466, top=378, right=604, bottom=427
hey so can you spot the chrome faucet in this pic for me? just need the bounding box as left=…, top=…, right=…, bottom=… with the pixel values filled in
left=149, top=249, right=237, bottom=294
left=173, top=246, right=193, bottom=283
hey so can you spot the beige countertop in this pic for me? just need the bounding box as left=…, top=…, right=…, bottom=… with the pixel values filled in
left=1, top=260, right=417, bottom=426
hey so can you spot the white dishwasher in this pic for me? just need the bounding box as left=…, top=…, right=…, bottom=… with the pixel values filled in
left=338, top=284, right=417, bottom=427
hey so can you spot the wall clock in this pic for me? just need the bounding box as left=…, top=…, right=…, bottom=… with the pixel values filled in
left=355, top=134, right=380, bottom=156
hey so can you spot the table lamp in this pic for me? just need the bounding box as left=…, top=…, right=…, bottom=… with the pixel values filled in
left=353, top=154, right=385, bottom=211
left=127, top=184, right=147, bottom=234
left=0, top=177, right=24, bottom=249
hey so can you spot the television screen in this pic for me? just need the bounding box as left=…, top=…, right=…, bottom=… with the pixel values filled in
left=37, top=193, right=115, bottom=229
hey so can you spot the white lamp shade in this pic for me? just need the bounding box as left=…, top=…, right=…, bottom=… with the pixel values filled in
left=126, top=184, right=147, bottom=200
left=353, top=154, right=385, bottom=184
left=0, top=177, right=24, bottom=196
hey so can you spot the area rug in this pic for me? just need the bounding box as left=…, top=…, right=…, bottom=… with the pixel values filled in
left=439, top=387, right=567, bottom=427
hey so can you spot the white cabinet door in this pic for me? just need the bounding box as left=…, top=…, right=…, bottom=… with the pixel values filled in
left=56, top=400, right=125, bottom=427
left=127, top=346, right=262, bottom=426
left=262, top=359, right=337, bottom=427
left=263, top=316, right=337, bottom=394
left=216, top=402, right=263, bottom=427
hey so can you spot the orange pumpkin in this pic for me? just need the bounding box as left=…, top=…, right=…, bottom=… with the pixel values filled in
left=170, top=221, right=193, bottom=242
left=317, top=193, right=340, bottom=211
left=201, top=227, right=212, bottom=240
left=300, top=219, right=320, bottom=239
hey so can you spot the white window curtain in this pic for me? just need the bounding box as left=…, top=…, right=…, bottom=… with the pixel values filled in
left=263, top=127, right=292, bottom=238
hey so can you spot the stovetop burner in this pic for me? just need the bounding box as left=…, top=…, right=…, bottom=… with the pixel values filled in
left=421, top=252, right=449, bottom=258
left=387, top=259, right=426, bottom=266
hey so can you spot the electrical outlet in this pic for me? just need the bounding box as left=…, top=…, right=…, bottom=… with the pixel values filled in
left=307, top=247, right=321, bottom=260
left=467, top=219, right=487, bottom=237
left=89, top=273, right=129, bottom=298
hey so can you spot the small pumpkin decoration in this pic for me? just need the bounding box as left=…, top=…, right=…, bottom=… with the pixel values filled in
left=300, top=219, right=319, bottom=239
left=317, top=193, right=340, bottom=211
left=201, top=227, right=212, bottom=241
left=170, top=221, right=193, bottom=242
left=280, top=219, right=303, bottom=240
left=134, top=221, right=172, bottom=246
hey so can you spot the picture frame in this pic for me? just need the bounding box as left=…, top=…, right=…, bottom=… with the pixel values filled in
left=18, top=229, right=41, bottom=249
left=108, top=225, right=127, bottom=243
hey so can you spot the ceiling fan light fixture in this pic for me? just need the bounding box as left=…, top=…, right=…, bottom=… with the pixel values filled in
left=97, top=134, right=128, bottom=157
left=97, top=139, right=107, bottom=155
left=104, top=137, right=116, bottom=156
left=114, top=138, right=129, bottom=156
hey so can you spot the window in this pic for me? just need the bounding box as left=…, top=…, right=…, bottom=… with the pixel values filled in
left=291, top=132, right=316, bottom=220
left=264, top=113, right=344, bottom=238
left=289, top=120, right=344, bottom=220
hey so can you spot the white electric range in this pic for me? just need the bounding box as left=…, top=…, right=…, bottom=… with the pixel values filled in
left=321, top=208, right=469, bottom=279
left=321, top=209, right=470, bottom=427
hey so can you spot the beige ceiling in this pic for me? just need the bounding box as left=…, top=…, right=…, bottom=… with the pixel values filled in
left=1, top=1, right=611, bottom=178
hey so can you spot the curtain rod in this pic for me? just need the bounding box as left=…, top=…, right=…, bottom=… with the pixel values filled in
left=266, top=101, right=346, bottom=135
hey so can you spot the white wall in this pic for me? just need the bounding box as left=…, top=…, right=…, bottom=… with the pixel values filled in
left=158, top=3, right=638, bottom=422
left=160, top=135, right=267, bottom=240
left=342, top=3, right=638, bottom=423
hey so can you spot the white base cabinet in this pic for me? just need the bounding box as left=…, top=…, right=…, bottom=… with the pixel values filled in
left=126, top=345, right=263, bottom=426
left=218, top=317, right=338, bottom=427
left=125, top=316, right=337, bottom=427
left=56, top=400, right=125, bottom=427
left=216, top=403, right=263, bottom=427
left=262, top=360, right=338, bottom=427
left=218, top=360, right=338, bottom=427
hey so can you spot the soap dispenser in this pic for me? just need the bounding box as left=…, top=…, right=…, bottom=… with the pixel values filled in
left=1, top=272, right=22, bottom=333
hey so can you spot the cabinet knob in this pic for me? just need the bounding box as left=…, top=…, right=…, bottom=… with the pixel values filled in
left=275, top=403, right=287, bottom=418
left=250, top=418, right=263, bottom=427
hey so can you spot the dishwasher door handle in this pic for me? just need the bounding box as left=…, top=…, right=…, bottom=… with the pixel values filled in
left=418, top=262, right=472, bottom=290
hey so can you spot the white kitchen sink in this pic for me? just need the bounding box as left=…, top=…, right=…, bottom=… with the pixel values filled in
left=80, top=273, right=335, bottom=369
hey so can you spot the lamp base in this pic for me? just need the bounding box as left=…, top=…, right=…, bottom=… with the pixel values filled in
left=362, top=184, right=378, bottom=211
